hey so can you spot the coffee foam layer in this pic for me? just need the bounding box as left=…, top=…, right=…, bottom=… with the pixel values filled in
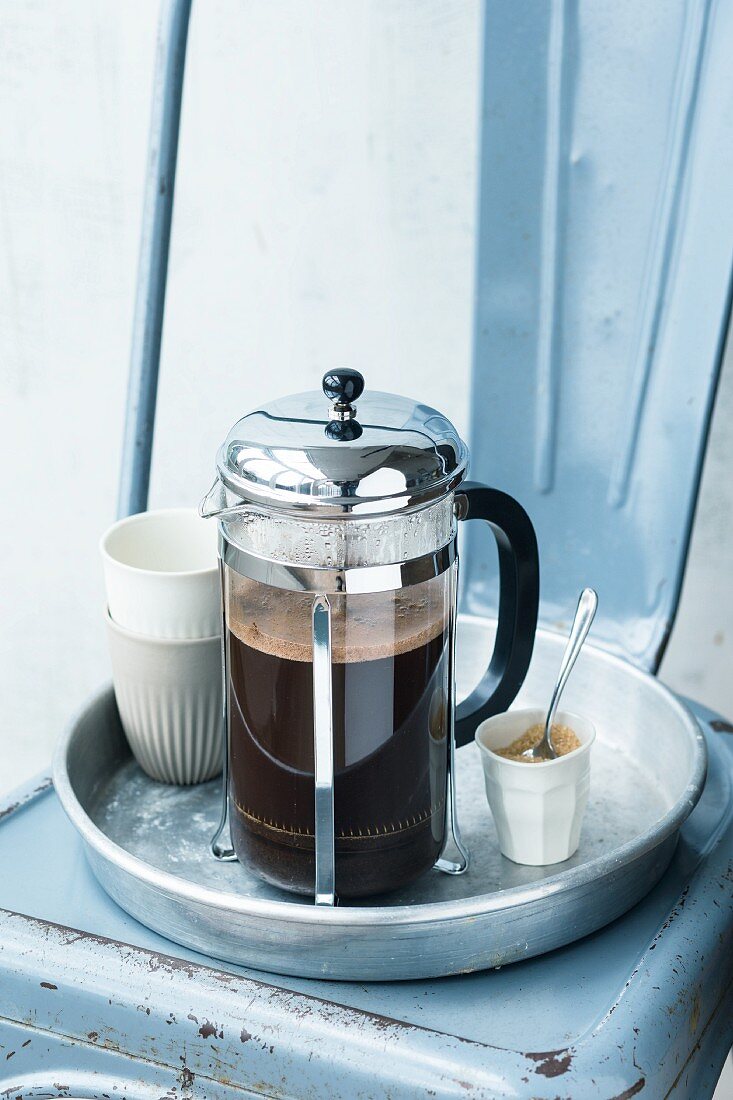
left=226, top=573, right=448, bottom=663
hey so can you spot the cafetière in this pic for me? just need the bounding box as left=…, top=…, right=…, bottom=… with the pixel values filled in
left=201, top=369, right=539, bottom=903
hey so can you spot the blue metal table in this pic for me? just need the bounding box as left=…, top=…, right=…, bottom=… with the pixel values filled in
left=0, top=702, right=731, bottom=1097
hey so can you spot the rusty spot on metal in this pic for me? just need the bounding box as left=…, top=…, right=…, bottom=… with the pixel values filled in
left=7, top=911, right=139, bottom=957
left=5, top=1052, right=14, bottom=1060
left=333, top=1007, right=419, bottom=1035
left=21, top=1041, right=30, bottom=1048
left=212, top=971, right=238, bottom=985
left=609, top=1078, right=645, bottom=1099
left=40, top=981, right=57, bottom=990
left=0, top=780, right=50, bottom=820
left=710, top=719, right=733, bottom=734
left=526, top=1048, right=573, bottom=1077
left=240, top=1027, right=252, bottom=1043
left=198, top=1020, right=223, bottom=1040
left=146, top=952, right=197, bottom=979
left=654, top=884, right=691, bottom=939
left=665, top=959, right=733, bottom=1095
left=690, top=992, right=701, bottom=1034
left=87, top=1031, right=99, bottom=1042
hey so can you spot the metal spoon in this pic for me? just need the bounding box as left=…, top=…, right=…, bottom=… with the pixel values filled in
left=523, top=587, right=598, bottom=761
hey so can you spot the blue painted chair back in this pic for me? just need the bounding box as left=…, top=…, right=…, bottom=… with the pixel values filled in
left=463, top=0, right=733, bottom=671
left=121, top=1, right=733, bottom=674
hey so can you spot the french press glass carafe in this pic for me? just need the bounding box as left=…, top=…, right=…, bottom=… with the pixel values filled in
left=201, top=370, right=539, bottom=902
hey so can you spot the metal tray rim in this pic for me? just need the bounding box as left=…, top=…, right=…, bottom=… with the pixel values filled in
left=53, top=625, right=707, bottom=926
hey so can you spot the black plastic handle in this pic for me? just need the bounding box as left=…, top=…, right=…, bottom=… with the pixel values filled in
left=455, top=482, right=540, bottom=748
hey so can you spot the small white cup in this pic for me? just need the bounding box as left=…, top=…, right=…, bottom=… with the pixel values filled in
left=101, top=508, right=219, bottom=639
left=105, top=610, right=223, bottom=785
left=475, top=707, right=596, bottom=866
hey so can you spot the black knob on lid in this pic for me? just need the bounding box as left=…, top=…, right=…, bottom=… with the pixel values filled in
left=322, top=368, right=364, bottom=441
left=322, top=369, right=364, bottom=406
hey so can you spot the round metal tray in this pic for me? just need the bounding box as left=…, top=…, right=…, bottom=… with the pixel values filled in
left=53, top=617, right=706, bottom=981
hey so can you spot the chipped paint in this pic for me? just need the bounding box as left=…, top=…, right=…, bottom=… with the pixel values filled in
left=525, top=1048, right=573, bottom=1078
left=198, top=1020, right=223, bottom=1040
left=0, top=907, right=511, bottom=1097
left=0, top=774, right=52, bottom=823
left=1, top=720, right=732, bottom=1096
left=610, top=1079, right=646, bottom=1099
left=689, top=991, right=701, bottom=1034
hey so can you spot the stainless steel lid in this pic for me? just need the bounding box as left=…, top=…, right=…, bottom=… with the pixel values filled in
left=208, top=370, right=468, bottom=516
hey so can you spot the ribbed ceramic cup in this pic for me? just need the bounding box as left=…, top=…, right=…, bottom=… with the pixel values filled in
left=100, top=508, right=219, bottom=639
left=475, top=707, right=595, bottom=866
left=105, top=610, right=223, bottom=785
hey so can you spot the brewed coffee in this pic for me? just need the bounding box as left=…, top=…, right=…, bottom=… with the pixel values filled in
left=226, top=574, right=450, bottom=897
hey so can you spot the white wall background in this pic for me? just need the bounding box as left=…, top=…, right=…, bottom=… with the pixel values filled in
left=1, top=0, right=732, bottom=795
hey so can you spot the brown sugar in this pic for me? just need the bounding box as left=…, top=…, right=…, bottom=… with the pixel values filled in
left=496, top=723, right=581, bottom=762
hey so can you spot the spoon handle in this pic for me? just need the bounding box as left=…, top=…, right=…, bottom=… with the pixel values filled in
left=546, top=588, right=598, bottom=734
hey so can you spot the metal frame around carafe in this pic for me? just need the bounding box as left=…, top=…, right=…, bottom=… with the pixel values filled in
left=208, top=559, right=346, bottom=905
left=211, top=530, right=467, bottom=905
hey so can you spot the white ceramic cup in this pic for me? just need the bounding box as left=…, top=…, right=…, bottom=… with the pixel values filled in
left=475, top=707, right=596, bottom=866
left=101, top=508, right=219, bottom=639
left=105, top=610, right=223, bottom=785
